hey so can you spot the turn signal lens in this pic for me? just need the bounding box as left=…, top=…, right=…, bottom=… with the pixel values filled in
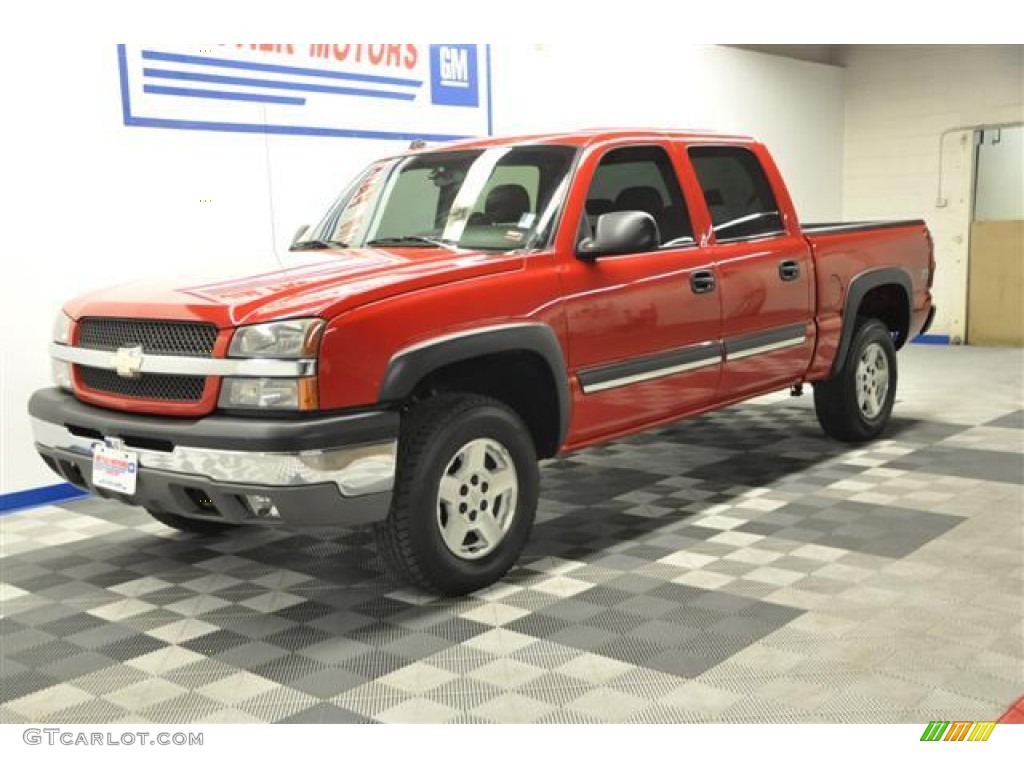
left=219, top=377, right=319, bottom=411
left=52, top=359, right=73, bottom=390
left=297, top=378, right=319, bottom=410
left=52, top=311, right=73, bottom=344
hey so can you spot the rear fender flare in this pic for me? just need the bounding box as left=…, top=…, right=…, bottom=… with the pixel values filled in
left=832, top=267, right=912, bottom=376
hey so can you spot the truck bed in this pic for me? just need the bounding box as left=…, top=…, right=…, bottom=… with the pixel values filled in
left=802, top=219, right=926, bottom=236
left=801, top=217, right=933, bottom=382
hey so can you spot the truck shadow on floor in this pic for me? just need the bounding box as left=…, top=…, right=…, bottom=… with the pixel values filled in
left=41, top=404, right=957, bottom=594
left=522, top=408, right=954, bottom=566
left=0, top=403, right=971, bottom=713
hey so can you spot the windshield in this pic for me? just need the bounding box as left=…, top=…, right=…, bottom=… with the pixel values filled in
left=298, top=144, right=578, bottom=252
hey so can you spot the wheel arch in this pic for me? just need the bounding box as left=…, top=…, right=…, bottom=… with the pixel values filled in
left=379, top=323, right=570, bottom=457
left=832, top=267, right=912, bottom=376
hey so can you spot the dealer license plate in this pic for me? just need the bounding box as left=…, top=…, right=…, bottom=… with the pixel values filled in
left=92, top=444, right=139, bottom=495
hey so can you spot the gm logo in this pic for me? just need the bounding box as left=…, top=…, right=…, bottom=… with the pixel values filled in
left=429, top=45, right=478, bottom=107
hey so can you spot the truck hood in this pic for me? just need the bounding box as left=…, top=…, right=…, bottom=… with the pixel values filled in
left=64, top=247, right=524, bottom=327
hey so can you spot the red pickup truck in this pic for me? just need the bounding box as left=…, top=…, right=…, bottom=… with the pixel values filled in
left=30, top=129, right=935, bottom=595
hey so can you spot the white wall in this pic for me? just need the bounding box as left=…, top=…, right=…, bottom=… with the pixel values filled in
left=492, top=45, right=844, bottom=222
left=841, top=45, right=1024, bottom=341
left=0, top=43, right=844, bottom=497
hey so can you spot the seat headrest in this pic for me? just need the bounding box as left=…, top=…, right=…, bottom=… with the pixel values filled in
left=484, top=184, right=531, bottom=223
left=615, top=186, right=664, bottom=217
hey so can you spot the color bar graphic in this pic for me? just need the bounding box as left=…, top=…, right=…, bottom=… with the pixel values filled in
left=920, top=720, right=995, bottom=742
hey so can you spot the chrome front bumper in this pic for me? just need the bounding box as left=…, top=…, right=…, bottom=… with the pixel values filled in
left=31, top=418, right=396, bottom=498
left=28, top=388, right=399, bottom=527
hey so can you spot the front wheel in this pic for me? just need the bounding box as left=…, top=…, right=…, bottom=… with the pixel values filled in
left=813, top=318, right=898, bottom=443
left=374, top=394, right=539, bottom=596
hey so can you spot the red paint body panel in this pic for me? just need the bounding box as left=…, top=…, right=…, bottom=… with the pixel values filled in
left=317, top=253, right=566, bottom=411
left=57, top=129, right=934, bottom=450
left=555, top=138, right=722, bottom=444
left=804, top=223, right=933, bottom=380
left=64, top=250, right=522, bottom=328
left=713, top=234, right=815, bottom=397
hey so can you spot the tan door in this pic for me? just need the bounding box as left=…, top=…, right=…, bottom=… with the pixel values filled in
left=968, top=221, right=1024, bottom=345
left=967, top=128, right=1024, bottom=347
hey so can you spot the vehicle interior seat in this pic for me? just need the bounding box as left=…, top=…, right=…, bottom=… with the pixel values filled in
left=704, top=188, right=726, bottom=225
left=585, top=198, right=614, bottom=227
left=660, top=205, right=694, bottom=243
left=471, top=184, right=532, bottom=225
left=614, top=186, right=667, bottom=243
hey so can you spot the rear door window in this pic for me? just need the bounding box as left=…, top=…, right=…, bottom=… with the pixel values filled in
left=688, top=146, right=784, bottom=241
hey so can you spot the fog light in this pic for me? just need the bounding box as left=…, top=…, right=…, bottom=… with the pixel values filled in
left=245, top=494, right=280, bottom=519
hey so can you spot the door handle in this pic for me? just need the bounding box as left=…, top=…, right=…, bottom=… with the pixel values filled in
left=778, top=259, right=801, bottom=281
left=690, top=270, right=716, bottom=294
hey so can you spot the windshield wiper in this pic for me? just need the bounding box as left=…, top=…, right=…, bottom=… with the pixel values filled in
left=366, top=235, right=459, bottom=252
left=290, top=239, right=348, bottom=251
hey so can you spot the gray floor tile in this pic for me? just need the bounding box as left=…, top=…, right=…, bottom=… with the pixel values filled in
left=2, top=345, right=1021, bottom=723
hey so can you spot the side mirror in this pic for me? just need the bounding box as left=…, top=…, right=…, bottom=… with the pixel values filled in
left=291, top=225, right=310, bottom=247
left=578, top=211, right=660, bottom=259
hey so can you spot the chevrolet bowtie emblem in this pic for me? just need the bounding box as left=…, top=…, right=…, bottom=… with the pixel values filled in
left=112, top=346, right=144, bottom=379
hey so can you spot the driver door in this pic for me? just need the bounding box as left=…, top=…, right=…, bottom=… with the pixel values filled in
left=559, top=142, right=722, bottom=446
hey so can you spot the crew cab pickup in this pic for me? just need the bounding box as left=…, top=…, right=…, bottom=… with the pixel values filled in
left=29, top=129, right=935, bottom=595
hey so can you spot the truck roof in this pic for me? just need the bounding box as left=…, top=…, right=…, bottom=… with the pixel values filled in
left=411, top=128, right=757, bottom=154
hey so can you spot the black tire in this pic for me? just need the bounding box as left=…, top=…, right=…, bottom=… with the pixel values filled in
left=146, top=509, right=235, bottom=535
left=374, top=394, right=539, bottom=596
left=813, top=318, right=898, bottom=443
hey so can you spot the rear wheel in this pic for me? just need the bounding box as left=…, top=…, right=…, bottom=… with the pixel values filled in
left=374, top=394, right=539, bottom=596
left=814, top=318, right=898, bottom=443
left=145, top=509, right=235, bottom=535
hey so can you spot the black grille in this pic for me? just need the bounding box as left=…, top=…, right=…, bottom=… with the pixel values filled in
left=78, top=318, right=218, bottom=357
left=78, top=366, right=206, bottom=402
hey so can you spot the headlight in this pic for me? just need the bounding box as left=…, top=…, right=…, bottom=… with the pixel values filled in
left=224, top=319, right=323, bottom=410
left=219, top=377, right=319, bottom=411
left=53, top=311, right=72, bottom=344
left=229, top=319, right=324, bottom=359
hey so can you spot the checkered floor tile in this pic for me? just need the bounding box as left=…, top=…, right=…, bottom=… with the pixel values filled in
left=2, top=346, right=1022, bottom=723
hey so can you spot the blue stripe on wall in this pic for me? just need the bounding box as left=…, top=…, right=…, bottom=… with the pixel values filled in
left=143, top=84, right=306, bottom=106
left=0, top=483, right=89, bottom=515
left=142, top=68, right=416, bottom=102
left=913, top=334, right=950, bottom=345
left=141, top=49, right=423, bottom=88
left=118, top=44, right=486, bottom=142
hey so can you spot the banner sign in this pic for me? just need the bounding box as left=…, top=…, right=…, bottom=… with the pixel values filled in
left=116, top=44, right=492, bottom=141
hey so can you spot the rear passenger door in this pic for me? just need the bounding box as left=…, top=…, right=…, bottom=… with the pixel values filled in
left=687, top=145, right=814, bottom=397
left=560, top=143, right=722, bottom=445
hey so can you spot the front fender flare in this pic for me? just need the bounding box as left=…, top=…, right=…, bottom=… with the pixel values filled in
left=379, top=322, right=571, bottom=447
